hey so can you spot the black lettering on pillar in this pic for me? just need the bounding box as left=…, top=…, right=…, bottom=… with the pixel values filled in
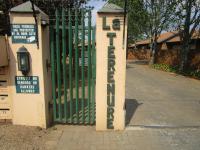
left=112, top=19, right=120, bottom=30
left=107, top=32, right=116, bottom=129
left=107, top=33, right=116, bottom=46
left=103, top=16, right=110, bottom=30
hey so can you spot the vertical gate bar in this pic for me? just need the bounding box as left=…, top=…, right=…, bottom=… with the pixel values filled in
left=87, top=10, right=92, bottom=124
left=50, top=20, right=57, bottom=121
left=56, top=9, right=62, bottom=121
left=68, top=9, right=73, bottom=123
left=94, top=36, right=96, bottom=80
left=91, top=27, right=96, bottom=124
left=75, top=9, right=79, bottom=124
left=81, top=9, right=85, bottom=124
left=62, top=8, right=67, bottom=122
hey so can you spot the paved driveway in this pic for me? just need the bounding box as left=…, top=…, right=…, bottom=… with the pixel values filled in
left=55, top=66, right=200, bottom=150
left=126, top=61, right=200, bottom=127
left=1, top=62, right=200, bottom=150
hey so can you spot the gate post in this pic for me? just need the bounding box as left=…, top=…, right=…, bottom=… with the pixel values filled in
left=8, top=1, right=51, bottom=128
left=96, top=3, right=127, bottom=130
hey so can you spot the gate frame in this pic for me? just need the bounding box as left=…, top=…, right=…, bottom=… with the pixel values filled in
left=50, top=8, right=96, bottom=125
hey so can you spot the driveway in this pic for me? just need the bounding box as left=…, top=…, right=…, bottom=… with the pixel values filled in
left=126, top=61, right=200, bottom=127
left=1, top=62, right=200, bottom=150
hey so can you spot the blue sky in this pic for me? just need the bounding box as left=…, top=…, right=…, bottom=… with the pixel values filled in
left=87, top=0, right=107, bottom=25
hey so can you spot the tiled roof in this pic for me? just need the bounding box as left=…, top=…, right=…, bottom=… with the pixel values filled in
left=157, top=31, right=178, bottom=43
left=167, top=31, right=200, bottom=43
left=135, top=31, right=200, bottom=46
left=135, top=39, right=151, bottom=45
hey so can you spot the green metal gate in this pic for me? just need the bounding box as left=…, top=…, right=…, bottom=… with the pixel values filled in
left=50, top=8, right=96, bottom=125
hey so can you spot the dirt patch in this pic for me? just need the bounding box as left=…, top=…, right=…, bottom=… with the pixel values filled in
left=0, top=125, right=51, bottom=150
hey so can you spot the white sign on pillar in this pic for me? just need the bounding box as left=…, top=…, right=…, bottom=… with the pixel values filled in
left=96, top=3, right=127, bottom=130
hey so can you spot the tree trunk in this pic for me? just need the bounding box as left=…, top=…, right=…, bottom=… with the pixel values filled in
left=149, top=34, right=158, bottom=65
left=179, top=0, right=192, bottom=72
left=179, top=39, right=190, bottom=72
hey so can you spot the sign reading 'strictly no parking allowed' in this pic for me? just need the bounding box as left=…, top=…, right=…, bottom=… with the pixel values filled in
left=15, top=76, right=39, bottom=94
left=11, top=24, right=36, bottom=44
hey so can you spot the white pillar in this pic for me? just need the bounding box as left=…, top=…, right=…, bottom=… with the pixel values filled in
left=96, top=3, right=127, bottom=130
left=9, top=2, right=51, bottom=128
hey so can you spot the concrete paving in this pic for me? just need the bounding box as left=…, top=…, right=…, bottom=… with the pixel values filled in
left=51, top=62, right=200, bottom=150
left=1, top=62, right=200, bottom=150
left=52, top=125, right=200, bottom=150
left=126, top=62, right=200, bottom=127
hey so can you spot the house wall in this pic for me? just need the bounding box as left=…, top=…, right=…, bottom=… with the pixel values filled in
left=0, top=36, right=9, bottom=67
left=156, top=40, right=200, bottom=70
left=127, top=48, right=151, bottom=60
left=0, top=67, right=12, bottom=120
left=156, top=48, right=180, bottom=66
left=128, top=40, right=200, bottom=70
left=188, top=49, right=200, bottom=70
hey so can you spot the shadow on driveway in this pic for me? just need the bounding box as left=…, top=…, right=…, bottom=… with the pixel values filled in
left=125, top=99, right=143, bottom=126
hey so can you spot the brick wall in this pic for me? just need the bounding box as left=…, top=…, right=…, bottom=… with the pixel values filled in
left=156, top=49, right=200, bottom=70
left=156, top=48, right=180, bottom=66
left=128, top=40, right=200, bottom=70
left=127, top=48, right=151, bottom=60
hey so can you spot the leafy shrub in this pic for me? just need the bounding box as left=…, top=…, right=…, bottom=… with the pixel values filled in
left=183, top=69, right=200, bottom=79
left=151, top=64, right=177, bottom=73
left=151, top=64, right=200, bottom=79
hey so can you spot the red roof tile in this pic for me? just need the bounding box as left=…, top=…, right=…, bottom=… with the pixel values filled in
left=135, top=31, right=200, bottom=46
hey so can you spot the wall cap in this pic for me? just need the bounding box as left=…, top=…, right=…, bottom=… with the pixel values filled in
left=98, top=3, right=124, bottom=14
left=10, top=1, right=45, bottom=15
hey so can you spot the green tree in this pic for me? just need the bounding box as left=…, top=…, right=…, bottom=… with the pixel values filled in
left=108, top=0, right=150, bottom=43
left=0, top=0, right=88, bottom=35
left=174, top=0, right=200, bottom=71
left=143, top=0, right=177, bottom=64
